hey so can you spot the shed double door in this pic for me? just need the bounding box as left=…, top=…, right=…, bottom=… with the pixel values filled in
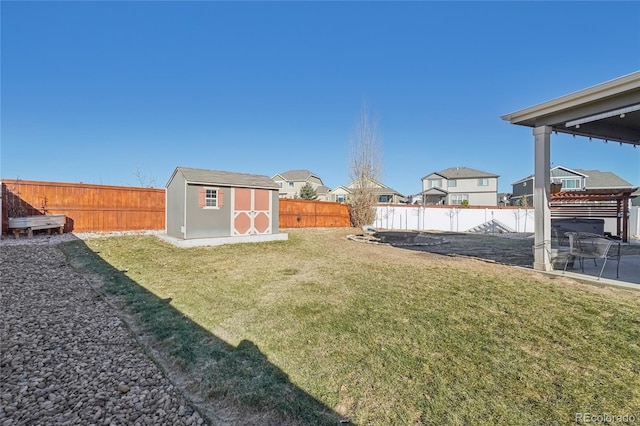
left=233, top=188, right=271, bottom=235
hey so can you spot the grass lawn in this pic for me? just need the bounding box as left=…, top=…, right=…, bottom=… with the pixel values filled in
left=62, top=229, right=640, bottom=425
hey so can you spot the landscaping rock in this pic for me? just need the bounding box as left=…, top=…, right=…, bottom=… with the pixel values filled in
left=0, top=239, right=205, bottom=425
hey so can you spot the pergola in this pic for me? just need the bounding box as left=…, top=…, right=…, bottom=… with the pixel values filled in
left=550, top=188, right=636, bottom=243
left=502, top=71, right=640, bottom=271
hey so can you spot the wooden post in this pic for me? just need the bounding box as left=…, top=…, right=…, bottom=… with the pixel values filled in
left=622, top=195, right=629, bottom=243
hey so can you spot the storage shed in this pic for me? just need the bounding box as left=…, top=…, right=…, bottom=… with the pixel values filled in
left=165, top=167, right=287, bottom=246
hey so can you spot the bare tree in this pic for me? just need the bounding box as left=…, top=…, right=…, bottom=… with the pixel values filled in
left=134, top=166, right=157, bottom=188
left=348, top=104, right=383, bottom=228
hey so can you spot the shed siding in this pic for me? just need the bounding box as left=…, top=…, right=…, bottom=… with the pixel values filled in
left=271, top=190, right=280, bottom=233
left=185, top=184, right=232, bottom=239
left=166, top=173, right=186, bottom=238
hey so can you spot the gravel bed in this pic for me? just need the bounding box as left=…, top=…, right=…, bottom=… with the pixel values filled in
left=0, top=236, right=206, bottom=425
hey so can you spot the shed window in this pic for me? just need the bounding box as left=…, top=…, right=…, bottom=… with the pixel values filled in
left=205, top=189, right=217, bottom=207
left=199, top=187, right=224, bottom=209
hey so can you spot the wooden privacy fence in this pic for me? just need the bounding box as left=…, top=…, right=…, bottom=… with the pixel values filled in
left=279, top=199, right=351, bottom=228
left=1, top=180, right=351, bottom=234
left=1, top=179, right=165, bottom=234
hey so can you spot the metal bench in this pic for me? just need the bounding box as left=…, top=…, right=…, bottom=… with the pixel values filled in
left=563, top=232, right=621, bottom=280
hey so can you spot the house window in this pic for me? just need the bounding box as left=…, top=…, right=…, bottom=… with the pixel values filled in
left=450, top=194, right=468, bottom=205
left=379, top=195, right=392, bottom=203
left=448, top=179, right=457, bottom=188
left=288, top=182, right=294, bottom=188
left=478, top=178, right=489, bottom=186
left=335, top=194, right=346, bottom=203
left=428, top=179, right=442, bottom=188
left=277, top=182, right=283, bottom=188
left=205, top=189, right=218, bottom=207
left=561, top=178, right=581, bottom=190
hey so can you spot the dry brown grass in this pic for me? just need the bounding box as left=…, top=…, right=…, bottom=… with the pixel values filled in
left=63, top=228, right=640, bottom=425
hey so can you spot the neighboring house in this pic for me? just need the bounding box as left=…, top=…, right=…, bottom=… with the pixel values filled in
left=633, top=188, right=640, bottom=206
left=315, top=185, right=331, bottom=200
left=420, top=167, right=499, bottom=206
left=271, top=170, right=329, bottom=200
left=327, top=185, right=351, bottom=203
left=510, top=166, right=634, bottom=206
left=497, top=193, right=511, bottom=206
left=328, top=177, right=405, bottom=204
left=166, top=167, right=286, bottom=243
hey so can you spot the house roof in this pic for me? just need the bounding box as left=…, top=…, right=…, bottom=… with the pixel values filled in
left=371, top=187, right=403, bottom=196
left=169, top=167, right=279, bottom=189
left=328, top=185, right=350, bottom=194
left=345, top=177, right=404, bottom=196
left=315, top=185, right=331, bottom=195
left=272, top=169, right=322, bottom=183
left=511, top=166, right=633, bottom=189
left=511, top=166, right=588, bottom=185
left=331, top=179, right=404, bottom=197
left=420, top=188, right=448, bottom=196
left=574, top=169, right=634, bottom=189
left=422, top=167, right=499, bottom=180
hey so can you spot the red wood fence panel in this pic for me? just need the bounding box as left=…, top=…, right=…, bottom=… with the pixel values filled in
left=279, top=199, right=351, bottom=228
left=1, top=180, right=352, bottom=234
left=1, top=179, right=165, bottom=234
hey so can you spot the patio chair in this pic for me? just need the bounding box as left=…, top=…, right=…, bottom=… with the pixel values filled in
left=563, top=232, right=621, bottom=280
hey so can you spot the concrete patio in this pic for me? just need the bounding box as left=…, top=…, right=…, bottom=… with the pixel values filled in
left=549, top=253, right=640, bottom=290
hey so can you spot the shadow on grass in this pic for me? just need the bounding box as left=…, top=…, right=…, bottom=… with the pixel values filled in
left=61, top=238, right=345, bottom=425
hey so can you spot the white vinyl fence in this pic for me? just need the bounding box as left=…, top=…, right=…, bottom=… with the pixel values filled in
left=373, top=205, right=535, bottom=233
left=631, top=206, right=640, bottom=237
left=373, top=205, right=640, bottom=237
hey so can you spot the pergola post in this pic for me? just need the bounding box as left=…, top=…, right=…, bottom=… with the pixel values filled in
left=533, top=126, right=552, bottom=271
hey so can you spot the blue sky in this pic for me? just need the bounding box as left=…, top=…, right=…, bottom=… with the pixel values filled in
left=2, top=1, right=639, bottom=196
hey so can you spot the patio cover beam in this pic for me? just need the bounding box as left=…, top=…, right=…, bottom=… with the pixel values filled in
left=502, top=71, right=640, bottom=271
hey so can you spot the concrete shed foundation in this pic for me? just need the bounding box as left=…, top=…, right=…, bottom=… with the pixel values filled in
left=157, top=232, right=288, bottom=248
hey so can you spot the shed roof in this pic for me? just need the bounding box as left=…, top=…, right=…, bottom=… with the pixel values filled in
left=423, top=167, right=499, bottom=180
left=169, top=167, right=279, bottom=189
